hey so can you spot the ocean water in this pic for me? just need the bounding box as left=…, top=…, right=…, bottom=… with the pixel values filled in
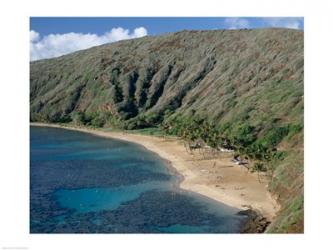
left=30, top=126, right=246, bottom=233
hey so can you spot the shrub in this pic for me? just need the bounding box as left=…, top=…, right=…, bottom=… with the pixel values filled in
left=287, top=124, right=303, bottom=139
left=233, top=123, right=256, bottom=147
left=71, top=111, right=85, bottom=125
left=259, top=126, right=289, bottom=148
left=253, top=162, right=267, bottom=172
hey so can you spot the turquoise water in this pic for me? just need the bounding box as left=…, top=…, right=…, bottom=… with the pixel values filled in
left=30, top=126, right=246, bottom=233
left=55, top=181, right=170, bottom=213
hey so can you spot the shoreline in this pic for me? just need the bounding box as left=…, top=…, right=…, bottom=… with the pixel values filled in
left=30, top=122, right=280, bottom=222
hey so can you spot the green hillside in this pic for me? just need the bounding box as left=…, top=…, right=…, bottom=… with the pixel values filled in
left=30, top=28, right=304, bottom=233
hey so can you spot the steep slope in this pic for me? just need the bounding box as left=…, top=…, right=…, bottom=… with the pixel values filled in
left=30, top=28, right=304, bottom=233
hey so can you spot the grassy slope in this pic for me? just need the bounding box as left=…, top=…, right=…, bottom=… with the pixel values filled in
left=30, top=28, right=304, bottom=233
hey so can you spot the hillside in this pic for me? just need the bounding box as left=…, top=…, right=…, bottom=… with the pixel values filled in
left=30, top=28, right=304, bottom=233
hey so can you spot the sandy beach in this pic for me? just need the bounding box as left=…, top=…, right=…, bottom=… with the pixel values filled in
left=30, top=123, right=280, bottom=221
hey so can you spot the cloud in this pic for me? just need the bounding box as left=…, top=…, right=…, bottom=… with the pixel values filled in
left=263, top=17, right=303, bottom=29
left=133, top=27, right=147, bottom=37
left=30, top=30, right=40, bottom=42
left=223, top=17, right=303, bottom=30
left=224, top=18, right=250, bottom=29
left=30, top=27, right=148, bottom=61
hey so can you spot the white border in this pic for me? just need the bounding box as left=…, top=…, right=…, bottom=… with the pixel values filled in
left=1, top=0, right=333, bottom=249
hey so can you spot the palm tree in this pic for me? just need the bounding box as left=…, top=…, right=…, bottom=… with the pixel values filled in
left=262, top=149, right=279, bottom=181
left=253, top=162, right=264, bottom=183
left=160, top=122, right=170, bottom=140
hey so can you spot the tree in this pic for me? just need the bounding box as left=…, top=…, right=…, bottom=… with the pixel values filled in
left=253, top=162, right=265, bottom=183
left=71, top=111, right=85, bottom=126
left=160, top=121, right=171, bottom=140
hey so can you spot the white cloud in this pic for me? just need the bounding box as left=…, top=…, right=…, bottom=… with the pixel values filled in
left=30, top=30, right=40, bottom=42
left=224, top=18, right=250, bottom=29
left=30, top=27, right=148, bottom=61
left=263, top=17, right=303, bottom=29
left=133, top=27, right=147, bottom=37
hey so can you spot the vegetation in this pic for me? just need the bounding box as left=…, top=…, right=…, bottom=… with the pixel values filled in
left=30, top=28, right=304, bottom=233
left=160, top=115, right=287, bottom=176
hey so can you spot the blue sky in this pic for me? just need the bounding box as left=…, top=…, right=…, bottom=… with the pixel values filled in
left=31, top=17, right=304, bottom=36
left=30, top=17, right=304, bottom=61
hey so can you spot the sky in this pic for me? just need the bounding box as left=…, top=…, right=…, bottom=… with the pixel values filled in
left=30, top=17, right=304, bottom=61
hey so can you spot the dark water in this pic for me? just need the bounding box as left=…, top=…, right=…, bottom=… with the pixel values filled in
left=30, top=126, right=246, bottom=233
